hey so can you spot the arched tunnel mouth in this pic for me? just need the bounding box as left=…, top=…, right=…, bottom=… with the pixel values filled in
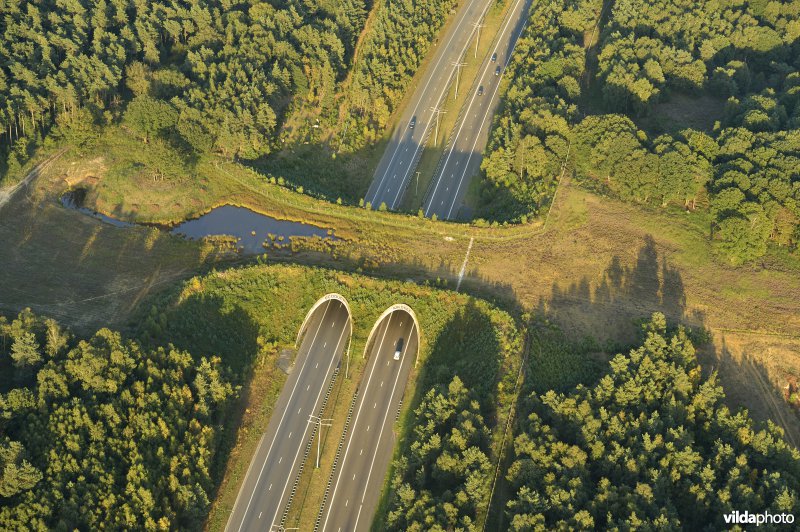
left=295, top=293, right=353, bottom=349
left=364, top=305, right=421, bottom=364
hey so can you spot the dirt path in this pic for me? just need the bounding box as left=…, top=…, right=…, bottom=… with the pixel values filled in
left=0, top=150, right=66, bottom=212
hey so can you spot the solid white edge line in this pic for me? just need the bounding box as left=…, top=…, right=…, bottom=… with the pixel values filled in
left=321, top=313, right=394, bottom=531
left=387, top=0, right=498, bottom=210
left=446, top=6, right=530, bottom=220
left=230, top=301, right=334, bottom=532
left=425, top=0, right=528, bottom=218
left=368, top=0, right=485, bottom=206
left=268, top=313, right=350, bottom=529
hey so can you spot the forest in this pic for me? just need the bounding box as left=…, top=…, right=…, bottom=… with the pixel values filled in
left=504, top=313, right=800, bottom=529
left=0, top=309, right=233, bottom=529
left=0, top=0, right=462, bottom=204
left=0, top=0, right=369, bottom=180
left=482, top=0, right=800, bottom=265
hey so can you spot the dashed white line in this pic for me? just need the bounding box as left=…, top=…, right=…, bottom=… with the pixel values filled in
left=368, top=0, right=489, bottom=207
left=232, top=302, right=334, bottom=532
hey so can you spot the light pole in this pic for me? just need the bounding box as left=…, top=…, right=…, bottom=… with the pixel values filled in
left=471, top=20, right=485, bottom=58
left=415, top=171, right=420, bottom=197
left=429, top=106, right=447, bottom=144
left=269, top=526, right=299, bottom=531
left=308, top=415, right=333, bottom=469
left=451, top=61, right=466, bottom=99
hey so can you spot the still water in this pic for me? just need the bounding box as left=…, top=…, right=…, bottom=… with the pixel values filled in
left=61, top=189, right=334, bottom=254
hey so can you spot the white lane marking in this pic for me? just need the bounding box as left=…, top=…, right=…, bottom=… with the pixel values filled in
left=353, top=474, right=356, bottom=480
left=307, top=384, right=310, bottom=391
left=374, top=402, right=377, bottom=409
left=289, top=432, right=292, bottom=439
left=381, top=381, right=384, bottom=387
left=279, top=457, right=282, bottom=464
left=345, top=500, right=349, bottom=507
left=367, top=0, right=489, bottom=207
left=358, top=323, right=417, bottom=515
left=324, top=342, right=327, bottom=348
left=353, top=504, right=365, bottom=532
left=360, top=449, right=363, bottom=456
left=425, top=0, right=529, bottom=219
left=367, top=425, right=370, bottom=432
left=269, top=484, right=272, bottom=491
left=259, top=512, right=262, bottom=519
left=332, top=321, right=335, bottom=327
left=321, top=313, right=394, bottom=531
left=233, top=301, right=334, bottom=532
left=298, top=408, right=302, bottom=414
left=269, top=311, right=350, bottom=530
left=387, top=2, right=498, bottom=211
left=315, top=363, right=319, bottom=369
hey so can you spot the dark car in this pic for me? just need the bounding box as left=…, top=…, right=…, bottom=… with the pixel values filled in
left=491, top=52, right=497, bottom=62
left=495, top=66, right=501, bottom=76
left=478, top=85, right=484, bottom=96
left=394, top=337, right=404, bottom=360
left=409, top=116, right=416, bottom=129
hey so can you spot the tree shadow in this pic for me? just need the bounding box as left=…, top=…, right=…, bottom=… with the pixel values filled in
left=415, top=299, right=503, bottom=421
left=700, top=334, right=800, bottom=449
left=540, top=234, right=702, bottom=345
left=153, top=292, right=261, bottom=380
left=0, top=175, right=219, bottom=336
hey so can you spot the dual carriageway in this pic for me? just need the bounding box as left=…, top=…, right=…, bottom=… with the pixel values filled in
left=229, top=0, right=531, bottom=527
left=227, top=295, right=420, bottom=532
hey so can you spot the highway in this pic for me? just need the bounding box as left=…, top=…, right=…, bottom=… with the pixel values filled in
left=364, top=0, right=496, bottom=211
left=226, top=299, right=351, bottom=532
left=424, top=0, right=532, bottom=220
left=319, top=311, right=418, bottom=532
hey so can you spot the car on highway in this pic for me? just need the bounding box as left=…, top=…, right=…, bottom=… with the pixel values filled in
left=394, top=338, right=404, bottom=360
left=409, top=116, right=416, bottom=129
left=478, top=85, right=484, bottom=96
left=495, top=66, right=501, bottom=76
left=491, top=52, right=497, bottom=62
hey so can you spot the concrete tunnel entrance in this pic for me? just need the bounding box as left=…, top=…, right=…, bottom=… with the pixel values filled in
left=295, top=293, right=353, bottom=374
left=364, top=304, right=421, bottom=366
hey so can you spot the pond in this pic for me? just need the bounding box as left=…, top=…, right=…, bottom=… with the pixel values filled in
left=61, top=189, right=335, bottom=254
left=171, top=205, right=334, bottom=253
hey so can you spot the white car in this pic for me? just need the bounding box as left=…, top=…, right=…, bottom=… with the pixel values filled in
left=394, top=338, right=404, bottom=360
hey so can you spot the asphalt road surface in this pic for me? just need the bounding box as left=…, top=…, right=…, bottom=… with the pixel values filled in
left=424, top=0, right=532, bottom=220
left=365, top=0, right=496, bottom=211
left=226, top=299, right=351, bottom=532
left=319, top=311, right=418, bottom=532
